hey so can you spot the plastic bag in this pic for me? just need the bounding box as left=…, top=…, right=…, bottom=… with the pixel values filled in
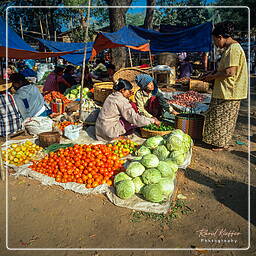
left=23, top=117, right=53, bottom=135
left=64, top=124, right=83, bottom=140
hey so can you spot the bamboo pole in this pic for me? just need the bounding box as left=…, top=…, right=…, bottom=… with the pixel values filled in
left=128, top=48, right=133, bottom=67
left=19, top=17, right=24, bottom=39
left=54, top=31, right=57, bottom=41
left=148, top=47, right=154, bottom=77
left=45, top=16, right=50, bottom=40
left=0, top=58, right=4, bottom=79
left=39, top=19, right=44, bottom=39
left=79, top=1, right=91, bottom=119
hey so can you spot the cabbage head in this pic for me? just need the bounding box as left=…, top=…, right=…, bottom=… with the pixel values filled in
left=140, top=154, right=159, bottom=168
left=166, top=132, right=184, bottom=152
left=136, top=145, right=151, bottom=157
left=142, top=184, right=164, bottom=203
left=126, top=162, right=145, bottom=178
left=141, top=168, right=161, bottom=184
left=132, top=177, right=144, bottom=194
left=158, top=178, right=174, bottom=197
left=115, top=180, right=135, bottom=199
left=157, top=161, right=177, bottom=179
left=153, top=145, right=169, bottom=161
left=168, top=151, right=186, bottom=166
left=143, top=136, right=164, bottom=149
left=114, top=172, right=131, bottom=186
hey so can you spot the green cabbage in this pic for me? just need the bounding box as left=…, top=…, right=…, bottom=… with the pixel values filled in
left=166, top=129, right=192, bottom=153
left=153, top=145, right=169, bottom=161
left=168, top=151, right=186, bottom=166
left=136, top=145, right=151, bottom=157
left=114, top=172, right=131, bottom=186
left=132, top=177, right=144, bottom=193
left=83, top=88, right=89, bottom=93
left=126, top=162, right=145, bottom=178
left=115, top=180, right=135, bottom=199
left=64, top=88, right=71, bottom=96
left=71, top=89, right=79, bottom=95
left=140, top=154, right=159, bottom=168
left=143, top=136, right=164, bottom=149
left=157, top=161, right=177, bottom=178
left=142, top=184, right=164, bottom=203
left=141, top=168, right=161, bottom=184
left=158, top=178, right=174, bottom=197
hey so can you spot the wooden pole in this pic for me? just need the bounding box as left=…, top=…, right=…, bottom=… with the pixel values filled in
left=45, top=16, right=50, bottom=40
left=128, top=48, right=133, bottom=67
left=39, top=19, right=44, bottom=39
left=19, top=17, right=24, bottom=39
left=148, top=47, right=154, bottom=77
left=79, top=0, right=91, bottom=119
left=54, top=31, right=57, bottom=41
left=0, top=58, right=4, bottom=79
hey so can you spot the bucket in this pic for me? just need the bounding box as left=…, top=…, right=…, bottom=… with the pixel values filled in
left=38, top=131, right=60, bottom=148
left=175, top=114, right=205, bottom=140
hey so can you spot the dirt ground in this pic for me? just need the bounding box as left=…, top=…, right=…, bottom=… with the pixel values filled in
left=0, top=78, right=255, bottom=256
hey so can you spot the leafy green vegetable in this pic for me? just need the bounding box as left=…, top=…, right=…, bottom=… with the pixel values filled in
left=126, top=162, right=145, bottom=178
left=114, top=172, right=132, bottom=186
left=141, top=168, right=162, bottom=184
left=168, top=151, right=186, bottom=166
left=115, top=180, right=135, bottom=199
left=143, top=136, right=164, bottom=149
left=44, top=143, right=74, bottom=153
left=132, top=177, right=145, bottom=194
left=153, top=145, right=170, bottom=161
left=136, top=145, right=151, bottom=157
left=140, top=154, right=159, bottom=168
left=142, top=184, right=164, bottom=203
left=158, top=178, right=175, bottom=197
left=157, top=161, right=177, bottom=178
left=144, top=123, right=174, bottom=131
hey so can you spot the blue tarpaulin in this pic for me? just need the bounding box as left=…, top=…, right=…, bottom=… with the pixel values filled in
left=37, top=39, right=93, bottom=66
left=0, top=17, right=36, bottom=51
left=0, top=17, right=76, bottom=59
left=91, top=26, right=149, bottom=58
left=129, top=22, right=213, bottom=53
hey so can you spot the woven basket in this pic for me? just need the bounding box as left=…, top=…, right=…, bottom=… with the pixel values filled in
left=189, top=79, right=210, bottom=93
left=93, top=82, right=113, bottom=103
left=113, top=67, right=151, bottom=102
left=140, top=128, right=173, bottom=138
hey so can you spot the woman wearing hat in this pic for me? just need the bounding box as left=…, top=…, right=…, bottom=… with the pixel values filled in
left=134, top=74, right=178, bottom=118
left=0, top=79, right=22, bottom=137
left=9, top=73, right=51, bottom=120
left=95, top=79, right=160, bottom=141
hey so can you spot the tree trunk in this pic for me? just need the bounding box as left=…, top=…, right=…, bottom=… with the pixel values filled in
left=106, top=0, right=132, bottom=70
left=143, top=0, right=156, bottom=29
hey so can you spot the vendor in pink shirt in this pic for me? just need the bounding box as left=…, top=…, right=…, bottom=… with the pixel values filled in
left=43, top=66, right=71, bottom=93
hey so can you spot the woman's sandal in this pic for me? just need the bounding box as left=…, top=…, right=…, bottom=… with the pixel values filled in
left=211, top=146, right=232, bottom=152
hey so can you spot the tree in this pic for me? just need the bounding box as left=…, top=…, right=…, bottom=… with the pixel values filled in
left=143, top=0, right=155, bottom=29
left=105, top=0, right=132, bottom=69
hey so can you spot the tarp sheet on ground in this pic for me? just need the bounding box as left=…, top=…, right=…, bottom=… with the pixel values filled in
left=91, top=26, right=150, bottom=59
left=129, top=22, right=213, bottom=53
left=0, top=17, right=75, bottom=59
left=37, top=39, right=93, bottom=66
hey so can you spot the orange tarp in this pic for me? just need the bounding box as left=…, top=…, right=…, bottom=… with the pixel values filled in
left=0, top=46, right=77, bottom=59
left=90, top=34, right=149, bottom=60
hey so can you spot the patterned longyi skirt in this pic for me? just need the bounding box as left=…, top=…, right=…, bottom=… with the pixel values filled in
left=202, top=98, right=241, bottom=147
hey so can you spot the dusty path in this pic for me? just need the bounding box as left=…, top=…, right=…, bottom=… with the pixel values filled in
left=0, top=78, right=255, bottom=256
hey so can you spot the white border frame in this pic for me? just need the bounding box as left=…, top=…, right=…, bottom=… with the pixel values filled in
left=5, top=5, right=251, bottom=251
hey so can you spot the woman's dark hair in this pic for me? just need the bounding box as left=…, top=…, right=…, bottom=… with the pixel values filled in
left=113, top=79, right=132, bottom=91
left=54, top=66, right=65, bottom=74
left=106, top=63, right=116, bottom=70
left=9, top=73, right=29, bottom=86
left=212, top=21, right=235, bottom=38
left=64, top=65, right=75, bottom=73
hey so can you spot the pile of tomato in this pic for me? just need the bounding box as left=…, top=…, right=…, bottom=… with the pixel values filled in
left=56, top=121, right=80, bottom=131
left=44, top=91, right=72, bottom=104
left=29, top=144, right=125, bottom=189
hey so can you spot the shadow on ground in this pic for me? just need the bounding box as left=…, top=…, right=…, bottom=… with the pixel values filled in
left=185, top=168, right=255, bottom=227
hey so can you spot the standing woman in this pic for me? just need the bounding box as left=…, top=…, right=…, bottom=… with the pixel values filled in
left=203, top=21, right=248, bottom=151
left=95, top=79, right=160, bottom=141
